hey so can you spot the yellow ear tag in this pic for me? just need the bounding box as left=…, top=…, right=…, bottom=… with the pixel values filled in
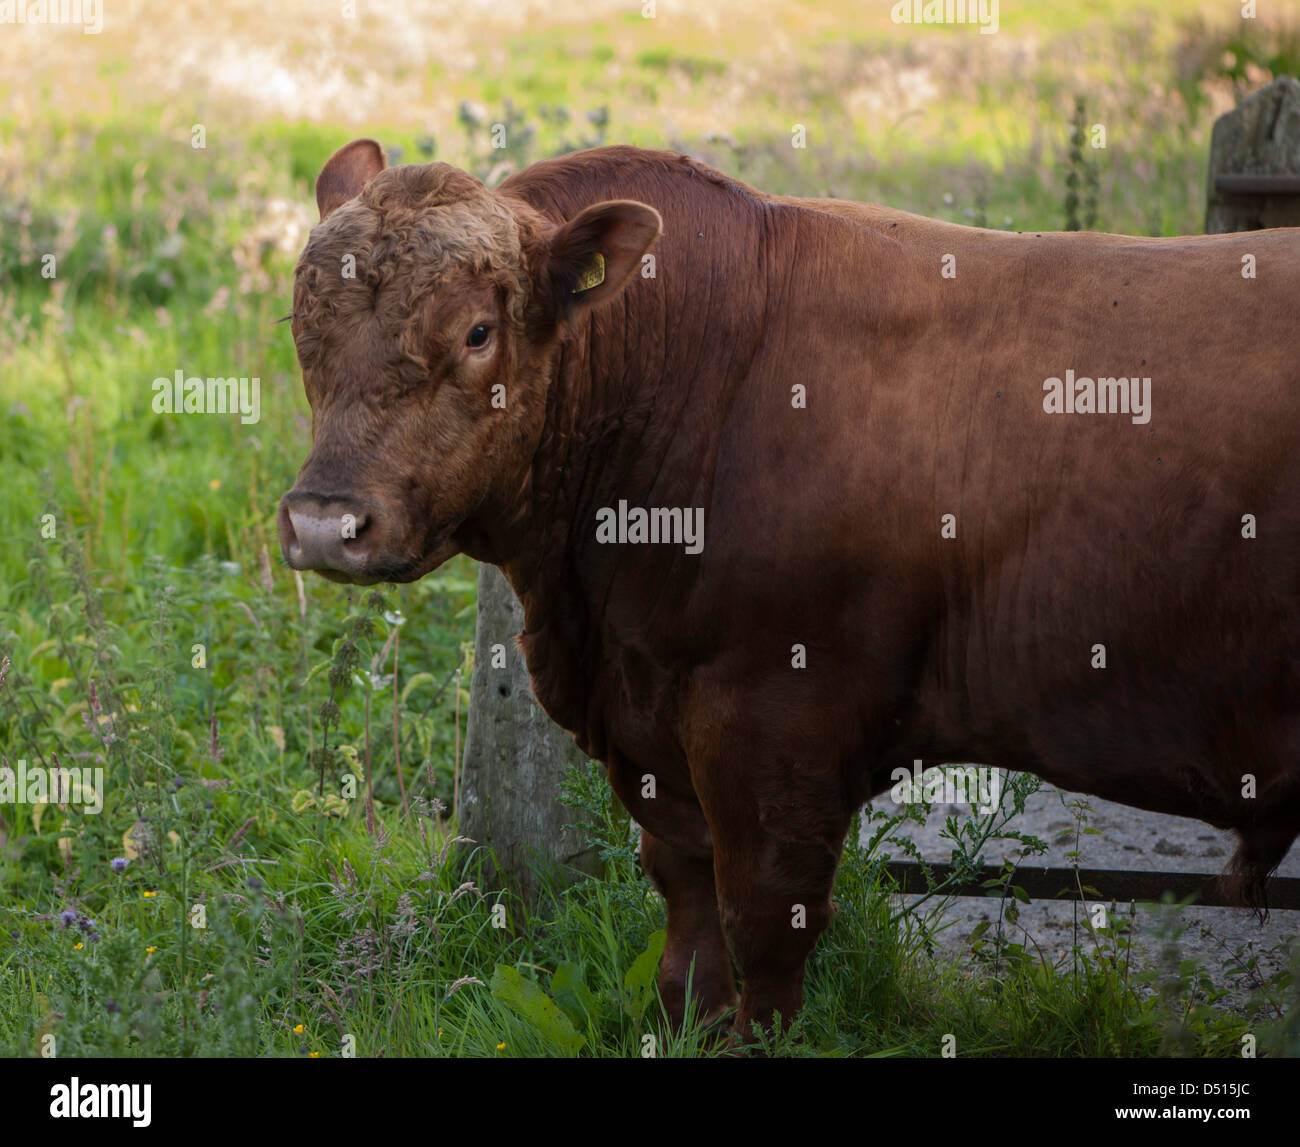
left=573, top=252, right=605, bottom=294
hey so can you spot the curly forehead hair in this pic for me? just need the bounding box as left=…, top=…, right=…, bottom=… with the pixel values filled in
left=292, top=163, right=533, bottom=372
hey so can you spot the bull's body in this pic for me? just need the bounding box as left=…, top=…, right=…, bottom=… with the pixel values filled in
left=283, top=144, right=1300, bottom=1034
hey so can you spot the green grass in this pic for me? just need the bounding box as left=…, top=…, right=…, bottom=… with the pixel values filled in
left=2, top=0, right=1299, bottom=1057
left=0, top=521, right=1294, bottom=1055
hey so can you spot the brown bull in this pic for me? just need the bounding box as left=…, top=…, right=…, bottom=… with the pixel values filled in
left=279, top=138, right=1300, bottom=1037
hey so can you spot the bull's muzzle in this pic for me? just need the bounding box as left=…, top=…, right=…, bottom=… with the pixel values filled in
left=277, top=489, right=379, bottom=578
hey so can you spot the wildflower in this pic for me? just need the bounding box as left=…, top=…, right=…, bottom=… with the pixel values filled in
left=106, top=999, right=121, bottom=1014
left=309, top=1051, right=321, bottom=1059
left=496, top=1042, right=506, bottom=1051
left=210, top=479, right=221, bottom=490
left=74, top=942, right=83, bottom=950
left=78, top=917, right=95, bottom=932
left=146, top=947, right=156, bottom=955
left=293, top=1024, right=304, bottom=1035
left=111, top=857, right=128, bottom=873
left=143, top=891, right=157, bottom=898
left=59, top=909, right=77, bottom=928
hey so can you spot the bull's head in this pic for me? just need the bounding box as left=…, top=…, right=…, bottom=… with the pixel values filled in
left=277, top=138, right=661, bottom=584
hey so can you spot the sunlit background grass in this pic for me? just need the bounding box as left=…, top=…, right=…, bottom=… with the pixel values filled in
left=1, top=0, right=1298, bottom=1057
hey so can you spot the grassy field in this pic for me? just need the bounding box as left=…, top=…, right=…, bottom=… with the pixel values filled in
left=1, top=0, right=1298, bottom=1057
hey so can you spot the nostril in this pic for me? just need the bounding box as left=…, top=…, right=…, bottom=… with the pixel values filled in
left=342, top=511, right=372, bottom=548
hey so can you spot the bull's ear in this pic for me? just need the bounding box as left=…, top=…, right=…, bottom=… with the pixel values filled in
left=547, top=199, right=662, bottom=312
left=316, top=138, right=386, bottom=221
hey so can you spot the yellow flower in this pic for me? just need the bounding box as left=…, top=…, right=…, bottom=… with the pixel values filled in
left=146, top=947, right=156, bottom=955
left=210, top=479, right=221, bottom=490
left=143, top=891, right=157, bottom=898
left=438, top=1028, right=443, bottom=1038
left=74, top=942, right=83, bottom=950
left=309, top=1051, right=321, bottom=1058
left=496, top=1042, right=506, bottom=1051
left=293, top=1024, right=304, bottom=1034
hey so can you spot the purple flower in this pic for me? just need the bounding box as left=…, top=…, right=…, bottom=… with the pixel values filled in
left=111, top=857, right=128, bottom=873
left=59, top=909, right=77, bottom=928
left=105, top=999, right=121, bottom=1014
left=78, top=916, right=95, bottom=932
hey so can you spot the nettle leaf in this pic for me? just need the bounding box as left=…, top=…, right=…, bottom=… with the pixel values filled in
left=490, top=965, right=585, bottom=1056
left=399, top=672, right=436, bottom=704
left=625, top=930, right=666, bottom=993
left=552, top=962, right=602, bottom=1028
left=622, top=929, right=666, bottom=1021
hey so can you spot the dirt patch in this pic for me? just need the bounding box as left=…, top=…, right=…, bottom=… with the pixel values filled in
left=862, top=781, right=1299, bottom=1009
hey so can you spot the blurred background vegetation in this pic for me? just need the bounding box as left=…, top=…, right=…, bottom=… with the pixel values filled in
left=0, top=0, right=1298, bottom=1057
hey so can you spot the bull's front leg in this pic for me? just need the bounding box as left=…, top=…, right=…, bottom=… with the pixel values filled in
left=639, top=830, right=738, bottom=1029
left=684, top=699, right=856, bottom=1040
left=604, top=756, right=737, bottom=1030
left=710, top=808, right=847, bottom=1038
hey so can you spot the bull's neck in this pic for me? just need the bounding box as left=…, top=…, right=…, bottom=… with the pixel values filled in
left=488, top=149, right=775, bottom=606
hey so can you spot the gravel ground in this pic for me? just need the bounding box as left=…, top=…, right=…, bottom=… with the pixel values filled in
left=859, top=776, right=1300, bottom=1010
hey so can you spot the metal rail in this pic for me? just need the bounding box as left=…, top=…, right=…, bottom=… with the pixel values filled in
left=883, top=860, right=1300, bottom=910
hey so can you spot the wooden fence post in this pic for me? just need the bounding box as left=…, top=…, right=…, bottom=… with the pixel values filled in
left=459, top=562, right=601, bottom=906
left=1206, top=75, right=1300, bottom=233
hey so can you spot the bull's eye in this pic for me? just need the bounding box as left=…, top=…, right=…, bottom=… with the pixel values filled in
left=466, top=324, right=491, bottom=349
